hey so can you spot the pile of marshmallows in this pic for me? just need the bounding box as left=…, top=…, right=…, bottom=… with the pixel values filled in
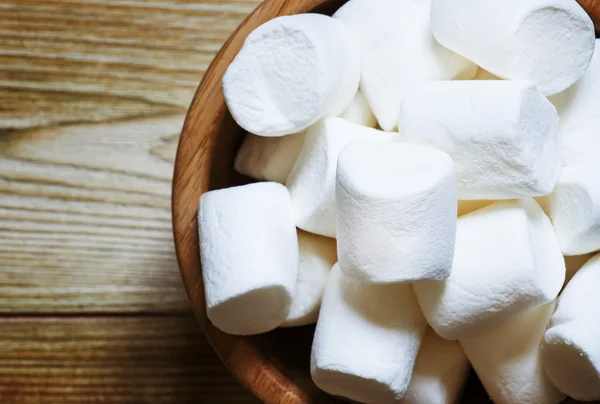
left=198, top=0, right=600, bottom=402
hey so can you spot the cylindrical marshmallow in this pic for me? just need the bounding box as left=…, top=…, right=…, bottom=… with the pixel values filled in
left=413, top=199, right=565, bottom=340
left=311, top=264, right=427, bottom=403
left=431, top=0, right=595, bottom=95
left=336, top=141, right=457, bottom=283
left=402, top=327, right=470, bottom=404
left=286, top=116, right=398, bottom=238
left=339, top=90, right=377, bottom=128
left=234, top=132, right=306, bottom=184
left=542, top=253, right=600, bottom=401
left=460, top=301, right=566, bottom=404
left=542, top=162, right=600, bottom=256
left=397, top=80, right=560, bottom=200
left=281, top=230, right=337, bottom=327
left=223, top=14, right=360, bottom=137
left=198, top=182, right=298, bottom=335
left=333, top=0, right=477, bottom=131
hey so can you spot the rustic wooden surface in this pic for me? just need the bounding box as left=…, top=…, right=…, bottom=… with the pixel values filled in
left=0, top=0, right=260, bottom=402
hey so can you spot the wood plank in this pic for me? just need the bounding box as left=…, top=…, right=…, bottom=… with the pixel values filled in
left=0, top=315, right=257, bottom=403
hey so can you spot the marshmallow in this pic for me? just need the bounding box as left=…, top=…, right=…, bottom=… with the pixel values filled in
left=431, top=0, right=595, bottom=96
left=542, top=253, right=600, bottom=401
left=402, top=327, right=470, bottom=404
left=457, top=200, right=494, bottom=217
left=336, top=141, right=457, bottom=283
left=287, top=116, right=398, bottom=237
left=550, top=39, right=600, bottom=167
left=413, top=199, right=565, bottom=340
left=397, top=80, right=560, bottom=200
left=311, top=264, right=426, bottom=403
left=198, top=182, right=298, bottom=335
left=460, top=301, right=566, bottom=404
left=542, top=162, right=600, bottom=256
left=564, top=253, right=595, bottom=285
left=281, top=230, right=337, bottom=327
left=339, top=90, right=377, bottom=128
left=234, top=132, right=306, bottom=183
left=222, top=14, right=360, bottom=137
left=333, top=0, right=477, bottom=131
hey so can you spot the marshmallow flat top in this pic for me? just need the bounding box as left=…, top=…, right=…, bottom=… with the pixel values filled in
left=431, top=0, right=595, bottom=95
left=223, top=14, right=360, bottom=137
left=543, top=162, right=600, bottom=256
left=198, top=182, right=298, bottom=335
left=311, top=264, right=427, bottom=403
left=333, top=0, right=477, bottom=131
left=397, top=80, right=560, bottom=200
left=287, top=116, right=398, bottom=237
left=336, top=141, right=457, bottom=283
left=460, top=301, right=566, bottom=404
left=339, top=90, right=377, bottom=128
left=413, top=199, right=565, bottom=340
left=543, top=253, right=600, bottom=401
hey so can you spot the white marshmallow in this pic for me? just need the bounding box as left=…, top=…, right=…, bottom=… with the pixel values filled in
left=402, top=327, right=470, bottom=404
left=311, top=264, right=426, bottom=403
left=287, top=116, right=398, bottom=238
left=281, top=230, right=337, bottom=327
left=222, top=14, right=360, bottom=137
left=550, top=39, right=600, bottom=167
left=198, top=182, right=298, bottom=335
left=336, top=141, right=457, bottom=283
left=564, top=253, right=595, bottom=285
left=542, top=162, right=600, bottom=256
left=460, top=301, right=566, bottom=404
left=339, top=90, right=377, bottom=128
left=431, top=0, right=595, bottom=96
left=397, top=80, right=560, bottom=200
left=413, top=199, right=565, bottom=340
left=234, top=132, right=306, bottom=183
left=333, top=0, right=477, bottom=131
left=542, top=253, right=600, bottom=401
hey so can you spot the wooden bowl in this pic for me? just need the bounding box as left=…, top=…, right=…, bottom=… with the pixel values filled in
left=172, top=1, right=600, bottom=402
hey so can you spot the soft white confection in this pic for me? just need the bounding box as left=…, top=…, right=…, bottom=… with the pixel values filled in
left=336, top=141, right=457, bottom=283
left=281, top=230, right=337, bottom=327
left=311, top=264, right=427, bottom=403
left=234, top=132, right=306, bottom=183
left=431, top=0, right=595, bottom=96
left=543, top=253, right=600, bottom=401
left=413, top=199, right=565, bottom=340
left=333, top=0, right=477, bottom=131
left=461, top=302, right=566, bottom=404
left=397, top=80, right=560, bottom=200
left=287, top=116, right=398, bottom=237
left=564, top=253, right=594, bottom=285
left=198, top=182, right=298, bottom=335
left=402, top=327, right=470, bottom=404
left=222, top=14, right=360, bottom=137
left=542, top=162, right=600, bottom=256
left=339, top=90, right=377, bottom=128
left=550, top=39, right=600, bottom=167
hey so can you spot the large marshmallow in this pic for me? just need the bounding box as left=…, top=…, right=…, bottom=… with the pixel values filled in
left=336, top=141, right=457, bottom=283
left=234, top=132, right=306, bottom=183
left=287, top=116, right=398, bottom=237
left=402, top=327, right=470, bottom=404
left=460, top=302, right=566, bottom=404
left=542, top=162, right=600, bottom=256
left=339, top=90, right=377, bottom=128
left=543, top=253, right=600, bottom=401
left=222, top=14, right=360, bottom=137
left=397, top=80, right=560, bottom=200
left=551, top=39, right=600, bottom=167
left=281, top=230, right=337, bottom=327
left=198, top=182, right=298, bottom=335
left=431, top=0, right=595, bottom=96
left=333, top=0, right=477, bottom=131
left=311, top=264, right=426, bottom=403
left=413, top=199, right=565, bottom=340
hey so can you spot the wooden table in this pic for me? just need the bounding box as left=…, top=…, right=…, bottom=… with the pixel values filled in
left=0, top=0, right=259, bottom=402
